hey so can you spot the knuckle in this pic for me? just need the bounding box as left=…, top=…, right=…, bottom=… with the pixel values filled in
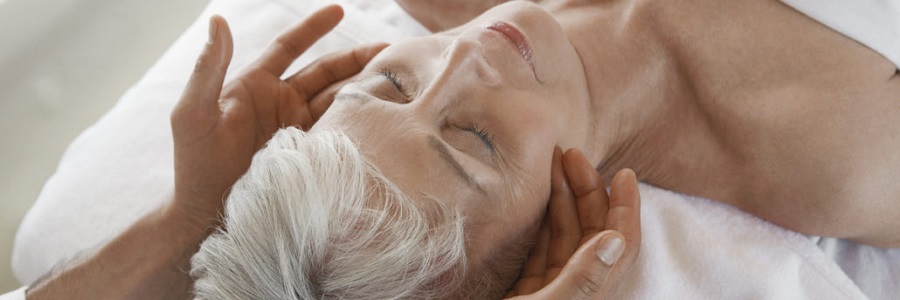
left=351, top=47, right=371, bottom=69
left=582, top=224, right=606, bottom=235
left=320, top=60, right=339, bottom=82
left=570, top=180, right=597, bottom=195
left=193, top=55, right=225, bottom=77
left=276, top=37, right=301, bottom=58
left=193, top=55, right=210, bottom=73
left=572, top=269, right=604, bottom=296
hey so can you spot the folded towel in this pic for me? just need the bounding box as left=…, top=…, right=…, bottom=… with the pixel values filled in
left=815, top=236, right=900, bottom=299
left=614, top=184, right=872, bottom=299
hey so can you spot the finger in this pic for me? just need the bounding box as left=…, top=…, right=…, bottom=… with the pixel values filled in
left=287, top=42, right=389, bottom=121
left=506, top=214, right=551, bottom=297
left=529, top=230, right=628, bottom=300
left=177, top=15, right=234, bottom=116
left=288, top=42, right=388, bottom=100
left=563, top=148, right=609, bottom=242
left=544, top=146, right=583, bottom=284
left=605, top=169, right=642, bottom=279
left=296, top=81, right=340, bottom=130
left=254, top=4, right=344, bottom=75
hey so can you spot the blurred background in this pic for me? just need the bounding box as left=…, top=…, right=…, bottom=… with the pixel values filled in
left=0, top=0, right=208, bottom=291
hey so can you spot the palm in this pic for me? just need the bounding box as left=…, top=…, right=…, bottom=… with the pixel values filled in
left=169, top=6, right=386, bottom=222
left=223, top=73, right=300, bottom=148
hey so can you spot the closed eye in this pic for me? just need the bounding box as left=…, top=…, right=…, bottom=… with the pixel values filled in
left=378, top=68, right=413, bottom=100
left=459, top=123, right=496, bottom=155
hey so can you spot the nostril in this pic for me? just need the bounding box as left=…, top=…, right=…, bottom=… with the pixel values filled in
left=477, top=59, right=502, bottom=87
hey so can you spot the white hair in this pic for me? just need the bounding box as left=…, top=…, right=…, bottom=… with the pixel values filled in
left=190, top=127, right=527, bottom=299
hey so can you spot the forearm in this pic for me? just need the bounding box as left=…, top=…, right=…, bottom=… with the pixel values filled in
left=26, top=204, right=213, bottom=300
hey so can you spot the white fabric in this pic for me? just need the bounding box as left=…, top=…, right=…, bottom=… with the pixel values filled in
left=0, top=286, right=26, bottom=300
left=815, top=237, right=900, bottom=300
left=613, top=184, right=869, bottom=299
left=782, top=0, right=900, bottom=69
left=10, top=0, right=897, bottom=298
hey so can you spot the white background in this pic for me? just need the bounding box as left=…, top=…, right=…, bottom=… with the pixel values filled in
left=0, top=0, right=208, bottom=290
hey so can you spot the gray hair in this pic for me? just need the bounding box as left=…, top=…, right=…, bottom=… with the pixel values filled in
left=190, top=127, right=527, bottom=299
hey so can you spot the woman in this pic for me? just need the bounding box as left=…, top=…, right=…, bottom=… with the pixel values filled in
left=18, top=4, right=641, bottom=300
left=14, top=0, right=897, bottom=298
left=181, top=0, right=900, bottom=296
left=379, top=0, right=900, bottom=247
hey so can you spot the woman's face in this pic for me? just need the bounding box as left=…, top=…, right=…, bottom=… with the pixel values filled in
left=314, top=2, right=590, bottom=257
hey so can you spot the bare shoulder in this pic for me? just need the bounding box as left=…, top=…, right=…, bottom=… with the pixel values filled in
left=741, top=63, right=900, bottom=248
left=651, top=0, right=900, bottom=247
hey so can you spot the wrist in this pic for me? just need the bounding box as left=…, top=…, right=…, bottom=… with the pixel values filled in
left=164, top=193, right=224, bottom=242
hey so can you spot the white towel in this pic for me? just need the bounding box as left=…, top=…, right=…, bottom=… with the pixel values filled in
left=613, top=184, right=873, bottom=299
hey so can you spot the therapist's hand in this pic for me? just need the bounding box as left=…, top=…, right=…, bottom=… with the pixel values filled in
left=25, top=8, right=386, bottom=300
left=170, top=5, right=387, bottom=228
left=505, top=148, right=642, bottom=299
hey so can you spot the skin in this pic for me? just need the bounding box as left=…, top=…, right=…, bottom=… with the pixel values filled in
left=312, top=4, right=595, bottom=260
left=18, top=0, right=898, bottom=297
left=507, top=149, right=641, bottom=298
left=394, top=0, right=900, bottom=247
left=23, top=6, right=642, bottom=299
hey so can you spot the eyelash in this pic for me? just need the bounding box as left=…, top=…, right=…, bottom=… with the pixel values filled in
left=378, top=68, right=496, bottom=154
left=378, top=68, right=412, bottom=99
left=460, top=123, right=497, bottom=153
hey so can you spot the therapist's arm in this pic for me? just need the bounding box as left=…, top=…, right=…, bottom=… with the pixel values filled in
left=25, top=205, right=212, bottom=299
left=25, top=6, right=385, bottom=299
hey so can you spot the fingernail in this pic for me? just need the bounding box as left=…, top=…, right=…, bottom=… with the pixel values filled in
left=208, top=16, right=217, bottom=43
left=596, top=234, right=625, bottom=266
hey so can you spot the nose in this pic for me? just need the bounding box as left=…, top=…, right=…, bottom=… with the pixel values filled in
left=415, top=37, right=501, bottom=116
left=441, top=38, right=502, bottom=87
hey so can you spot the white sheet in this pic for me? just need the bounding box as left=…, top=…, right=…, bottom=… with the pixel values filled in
left=617, top=184, right=868, bottom=299
left=11, top=0, right=897, bottom=298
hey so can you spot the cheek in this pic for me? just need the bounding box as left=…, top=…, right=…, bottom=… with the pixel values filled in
left=499, top=134, right=555, bottom=223
left=496, top=103, right=560, bottom=152
left=493, top=101, right=560, bottom=200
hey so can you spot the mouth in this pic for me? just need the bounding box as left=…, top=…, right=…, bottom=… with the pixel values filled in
left=485, top=21, right=538, bottom=81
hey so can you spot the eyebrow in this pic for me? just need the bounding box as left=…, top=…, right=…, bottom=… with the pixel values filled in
left=334, top=91, right=372, bottom=103
left=427, top=135, right=487, bottom=195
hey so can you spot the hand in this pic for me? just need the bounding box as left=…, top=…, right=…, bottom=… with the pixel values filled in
left=505, top=147, right=642, bottom=299
left=170, top=5, right=387, bottom=226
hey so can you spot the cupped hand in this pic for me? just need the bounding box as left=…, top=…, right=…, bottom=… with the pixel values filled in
left=505, top=147, right=642, bottom=299
left=170, top=5, right=387, bottom=225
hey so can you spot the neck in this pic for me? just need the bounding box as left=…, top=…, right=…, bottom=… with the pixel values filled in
left=550, top=1, right=746, bottom=201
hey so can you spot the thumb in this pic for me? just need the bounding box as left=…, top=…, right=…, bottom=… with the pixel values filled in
left=532, top=230, right=628, bottom=300
left=178, top=15, right=234, bottom=114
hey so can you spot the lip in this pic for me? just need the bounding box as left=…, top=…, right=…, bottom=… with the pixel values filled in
left=485, top=21, right=537, bottom=80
